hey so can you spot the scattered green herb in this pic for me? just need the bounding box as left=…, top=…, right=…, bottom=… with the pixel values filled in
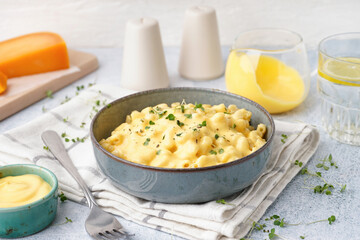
left=46, top=90, right=53, bottom=99
left=63, top=117, right=69, bottom=122
left=156, top=150, right=161, bottom=155
left=294, top=160, right=303, bottom=167
left=181, top=105, right=185, bottom=113
left=42, top=106, right=48, bottom=113
left=59, top=192, right=67, bottom=202
left=106, top=103, right=112, bottom=108
left=209, top=150, right=217, bottom=155
left=143, top=138, right=150, bottom=146
left=61, top=96, right=71, bottom=104
left=281, top=134, right=288, bottom=143
left=149, top=120, right=155, bottom=125
left=219, top=148, right=224, bottom=154
left=177, top=120, right=184, bottom=127
left=316, top=154, right=337, bottom=170
left=328, top=215, right=336, bottom=224
left=166, top=113, right=175, bottom=120
left=65, top=138, right=70, bottom=142
left=145, top=126, right=150, bottom=130
left=176, top=133, right=183, bottom=137
left=80, top=122, right=86, bottom=128
left=215, top=134, right=219, bottom=140
left=43, top=146, right=49, bottom=151
left=194, top=103, right=205, bottom=111
left=184, top=114, right=192, bottom=119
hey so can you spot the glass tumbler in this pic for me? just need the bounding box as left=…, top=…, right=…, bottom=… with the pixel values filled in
left=225, top=28, right=310, bottom=114
left=317, top=33, right=360, bottom=145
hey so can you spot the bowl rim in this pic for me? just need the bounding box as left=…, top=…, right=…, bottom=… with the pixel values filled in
left=90, top=87, right=275, bottom=172
left=0, top=164, right=58, bottom=212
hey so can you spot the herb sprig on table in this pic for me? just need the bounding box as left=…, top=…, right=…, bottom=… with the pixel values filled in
left=238, top=154, right=343, bottom=240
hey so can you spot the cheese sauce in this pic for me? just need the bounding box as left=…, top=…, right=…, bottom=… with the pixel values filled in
left=0, top=174, right=52, bottom=208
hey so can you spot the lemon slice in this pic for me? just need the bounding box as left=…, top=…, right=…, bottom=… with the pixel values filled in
left=225, top=51, right=306, bottom=114
left=318, top=57, right=360, bottom=86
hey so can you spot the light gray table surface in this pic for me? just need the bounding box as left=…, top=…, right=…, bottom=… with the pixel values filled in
left=0, top=47, right=359, bottom=240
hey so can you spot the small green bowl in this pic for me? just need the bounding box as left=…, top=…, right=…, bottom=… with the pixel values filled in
left=0, top=164, right=58, bottom=238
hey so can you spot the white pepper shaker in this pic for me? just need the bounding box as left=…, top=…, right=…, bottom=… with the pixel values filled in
left=121, top=18, right=169, bottom=91
left=178, top=6, right=224, bottom=81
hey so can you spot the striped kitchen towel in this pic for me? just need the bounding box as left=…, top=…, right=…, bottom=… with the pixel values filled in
left=0, top=84, right=320, bottom=240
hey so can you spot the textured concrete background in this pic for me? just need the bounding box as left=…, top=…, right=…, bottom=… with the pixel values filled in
left=1, top=0, right=359, bottom=48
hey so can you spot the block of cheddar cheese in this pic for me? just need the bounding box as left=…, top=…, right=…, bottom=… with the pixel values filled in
left=0, top=71, right=7, bottom=94
left=0, top=32, right=69, bottom=78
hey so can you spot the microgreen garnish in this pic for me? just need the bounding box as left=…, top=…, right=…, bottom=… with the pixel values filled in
left=177, top=120, right=184, bottom=127
left=294, top=160, right=303, bottom=167
left=281, top=134, right=288, bottom=143
left=176, top=133, right=183, bottom=137
left=184, top=114, right=192, bottom=119
left=95, top=100, right=100, bottom=106
left=156, top=150, right=161, bottom=155
left=149, top=120, right=155, bottom=125
left=65, top=138, right=70, bottom=142
left=76, top=85, right=85, bottom=91
left=152, top=107, right=167, bottom=118
left=61, top=96, right=71, bottom=104
left=143, top=138, right=150, bottom=146
left=65, top=217, right=72, bottom=224
left=198, top=121, right=207, bottom=127
left=46, top=90, right=53, bottom=99
left=219, top=148, right=224, bottom=154
left=215, top=134, right=219, bottom=140
left=80, top=122, right=86, bottom=128
left=166, top=114, right=175, bottom=121
left=181, top=105, right=185, bottom=113
left=209, top=150, right=217, bottom=155
left=328, top=215, right=336, bottom=224
left=145, top=126, right=150, bottom=130
left=63, top=117, right=69, bottom=122
left=268, top=228, right=277, bottom=239
left=59, top=192, right=68, bottom=202
left=106, top=103, right=112, bottom=108
left=42, top=106, right=48, bottom=113
left=215, top=199, right=235, bottom=205
left=316, top=154, right=337, bottom=170
left=194, top=103, right=205, bottom=111
left=232, top=123, right=236, bottom=129
left=300, top=236, right=305, bottom=239
left=43, top=146, right=49, bottom=151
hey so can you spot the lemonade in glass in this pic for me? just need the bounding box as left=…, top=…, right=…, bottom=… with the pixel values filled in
left=225, top=28, right=310, bottom=114
left=317, top=33, right=360, bottom=145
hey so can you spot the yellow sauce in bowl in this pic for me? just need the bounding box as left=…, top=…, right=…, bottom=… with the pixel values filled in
left=0, top=174, right=52, bottom=208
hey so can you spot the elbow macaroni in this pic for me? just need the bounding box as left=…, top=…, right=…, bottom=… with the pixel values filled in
left=99, top=103, right=267, bottom=168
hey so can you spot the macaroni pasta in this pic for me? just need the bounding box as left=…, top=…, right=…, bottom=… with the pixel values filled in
left=100, top=102, right=267, bottom=168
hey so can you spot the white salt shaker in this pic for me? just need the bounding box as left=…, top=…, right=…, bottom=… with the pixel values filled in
left=121, top=18, right=169, bottom=91
left=178, top=6, right=224, bottom=81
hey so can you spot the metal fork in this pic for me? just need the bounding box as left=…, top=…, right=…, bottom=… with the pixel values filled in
left=42, top=130, right=125, bottom=240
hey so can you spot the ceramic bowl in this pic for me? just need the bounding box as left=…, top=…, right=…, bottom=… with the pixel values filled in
left=91, top=88, right=275, bottom=203
left=0, top=164, right=58, bottom=238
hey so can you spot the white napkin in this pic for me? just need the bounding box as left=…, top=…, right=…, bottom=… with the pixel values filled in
left=0, top=84, right=320, bottom=240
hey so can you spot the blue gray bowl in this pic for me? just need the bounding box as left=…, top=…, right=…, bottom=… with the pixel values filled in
left=0, top=164, right=58, bottom=238
left=91, top=88, right=274, bottom=203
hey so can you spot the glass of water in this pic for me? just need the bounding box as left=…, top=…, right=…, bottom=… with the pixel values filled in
left=317, top=32, right=360, bottom=145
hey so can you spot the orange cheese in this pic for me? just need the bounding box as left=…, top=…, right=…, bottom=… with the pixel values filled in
left=0, top=71, right=7, bottom=94
left=0, top=32, right=69, bottom=78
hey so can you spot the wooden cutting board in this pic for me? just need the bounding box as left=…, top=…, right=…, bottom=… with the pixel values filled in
left=0, top=49, right=98, bottom=121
